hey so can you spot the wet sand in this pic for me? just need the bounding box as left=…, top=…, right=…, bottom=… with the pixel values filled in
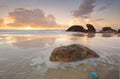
left=0, top=58, right=119, bottom=79
left=40, top=57, right=119, bottom=79
left=0, top=33, right=119, bottom=79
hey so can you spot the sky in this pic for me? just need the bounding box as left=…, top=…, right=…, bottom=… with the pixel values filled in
left=0, top=0, right=120, bottom=30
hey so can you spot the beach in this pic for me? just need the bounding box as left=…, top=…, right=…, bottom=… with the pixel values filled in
left=0, top=31, right=119, bottom=79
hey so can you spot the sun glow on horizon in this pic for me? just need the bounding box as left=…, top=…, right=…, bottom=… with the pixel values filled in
left=25, top=26, right=33, bottom=30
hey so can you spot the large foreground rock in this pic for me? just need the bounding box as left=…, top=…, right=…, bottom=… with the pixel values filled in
left=66, top=25, right=86, bottom=32
left=50, top=44, right=99, bottom=62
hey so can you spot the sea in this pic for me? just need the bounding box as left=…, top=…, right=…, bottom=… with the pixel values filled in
left=0, top=30, right=119, bottom=79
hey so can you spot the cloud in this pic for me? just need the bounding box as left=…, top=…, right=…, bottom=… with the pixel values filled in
left=71, top=0, right=112, bottom=29
left=0, top=18, right=4, bottom=26
left=7, top=8, right=60, bottom=28
left=73, top=0, right=112, bottom=19
left=89, top=18, right=104, bottom=22
left=0, top=4, right=5, bottom=8
left=73, top=0, right=96, bottom=18
left=97, top=2, right=111, bottom=11
left=0, top=4, right=7, bottom=9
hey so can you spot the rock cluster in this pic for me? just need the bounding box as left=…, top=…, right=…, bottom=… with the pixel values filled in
left=50, top=44, right=99, bottom=62
left=66, top=24, right=96, bottom=33
left=66, top=24, right=119, bottom=33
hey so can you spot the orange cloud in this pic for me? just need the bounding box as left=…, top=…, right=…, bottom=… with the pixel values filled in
left=6, top=8, right=64, bottom=29
left=0, top=18, right=4, bottom=26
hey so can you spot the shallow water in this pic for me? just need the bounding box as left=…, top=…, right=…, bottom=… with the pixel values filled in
left=0, top=32, right=120, bottom=79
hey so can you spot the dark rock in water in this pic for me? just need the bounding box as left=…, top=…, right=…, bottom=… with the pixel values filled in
left=118, top=29, right=120, bottom=33
left=100, top=27, right=117, bottom=33
left=86, top=24, right=96, bottom=33
left=66, top=24, right=96, bottom=33
left=66, top=25, right=86, bottom=32
left=102, top=27, right=114, bottom=31
left=50, top=44, right=99, bottom=62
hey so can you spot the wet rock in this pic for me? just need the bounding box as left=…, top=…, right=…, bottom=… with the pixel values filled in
left=86, top=24, right=96, bottom=33
left=66, top=25, right=86, bottom=32
left=100, top=27, right=117, bottom=33
left=50, top=44, right=99, bottom=62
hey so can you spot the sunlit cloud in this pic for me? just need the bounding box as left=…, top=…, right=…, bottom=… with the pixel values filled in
left=87, top=18, right=104, bottom=22
left=0, top=18, right=4, bottom=26
left=97, top=3, right=111, bottom=11
left=71, top=0, right=101, bottom=29
left=2, top=8, right=65, bottom=30
left=0, top=0, right=119, bottom=30
left=73, top=0, right=96, bottom=18
left=73, top=0, right=112, bottom=19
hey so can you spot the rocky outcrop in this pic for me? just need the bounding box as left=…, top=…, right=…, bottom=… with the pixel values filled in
left=50, top=44, right=99, bottom=62
left=100, top=27, right=117, bottom=33
left=66, top=25, right=86, bottom=32
left=86, top=24, right=96, bottom=33
left=66, top=24, right=96, bottom=33
left=118, top=29, right=120, bottom=33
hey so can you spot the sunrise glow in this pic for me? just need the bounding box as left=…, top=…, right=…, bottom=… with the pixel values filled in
left=0, top=0, right=119, bottom=30
left=25, top=26, right=33, bottom=30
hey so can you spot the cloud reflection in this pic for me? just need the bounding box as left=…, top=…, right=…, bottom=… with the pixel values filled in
left=0, top=35, right=56, bottom=49
left=0, top=33, right=119, bottom=49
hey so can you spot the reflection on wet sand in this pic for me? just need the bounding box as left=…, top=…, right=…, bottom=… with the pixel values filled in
left=0, top=35, right=58, bottom=49
left=0, top=33, right=119, bottom=49
left=12, top=36, right=55, bottom=49
left=71, top=33, right=96, bottom=38
left=71, top=33, right=85, bottom=37
left=71, top=33, right=118, bottom=38
left=101, top=33, right=115, bottom=37
left=87, top=33, right=95, bottom=38
left=0, top=33, right=119, bottom=79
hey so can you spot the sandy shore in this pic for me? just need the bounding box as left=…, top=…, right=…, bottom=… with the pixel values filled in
left=0, top=57, right=119, bottom=79
left=0, top=33, right=119, bottom=79
left=41, top=59, right=119, bottom=79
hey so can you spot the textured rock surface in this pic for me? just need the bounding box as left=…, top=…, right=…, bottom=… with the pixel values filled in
left=50, top=44, right=99, bottom=62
